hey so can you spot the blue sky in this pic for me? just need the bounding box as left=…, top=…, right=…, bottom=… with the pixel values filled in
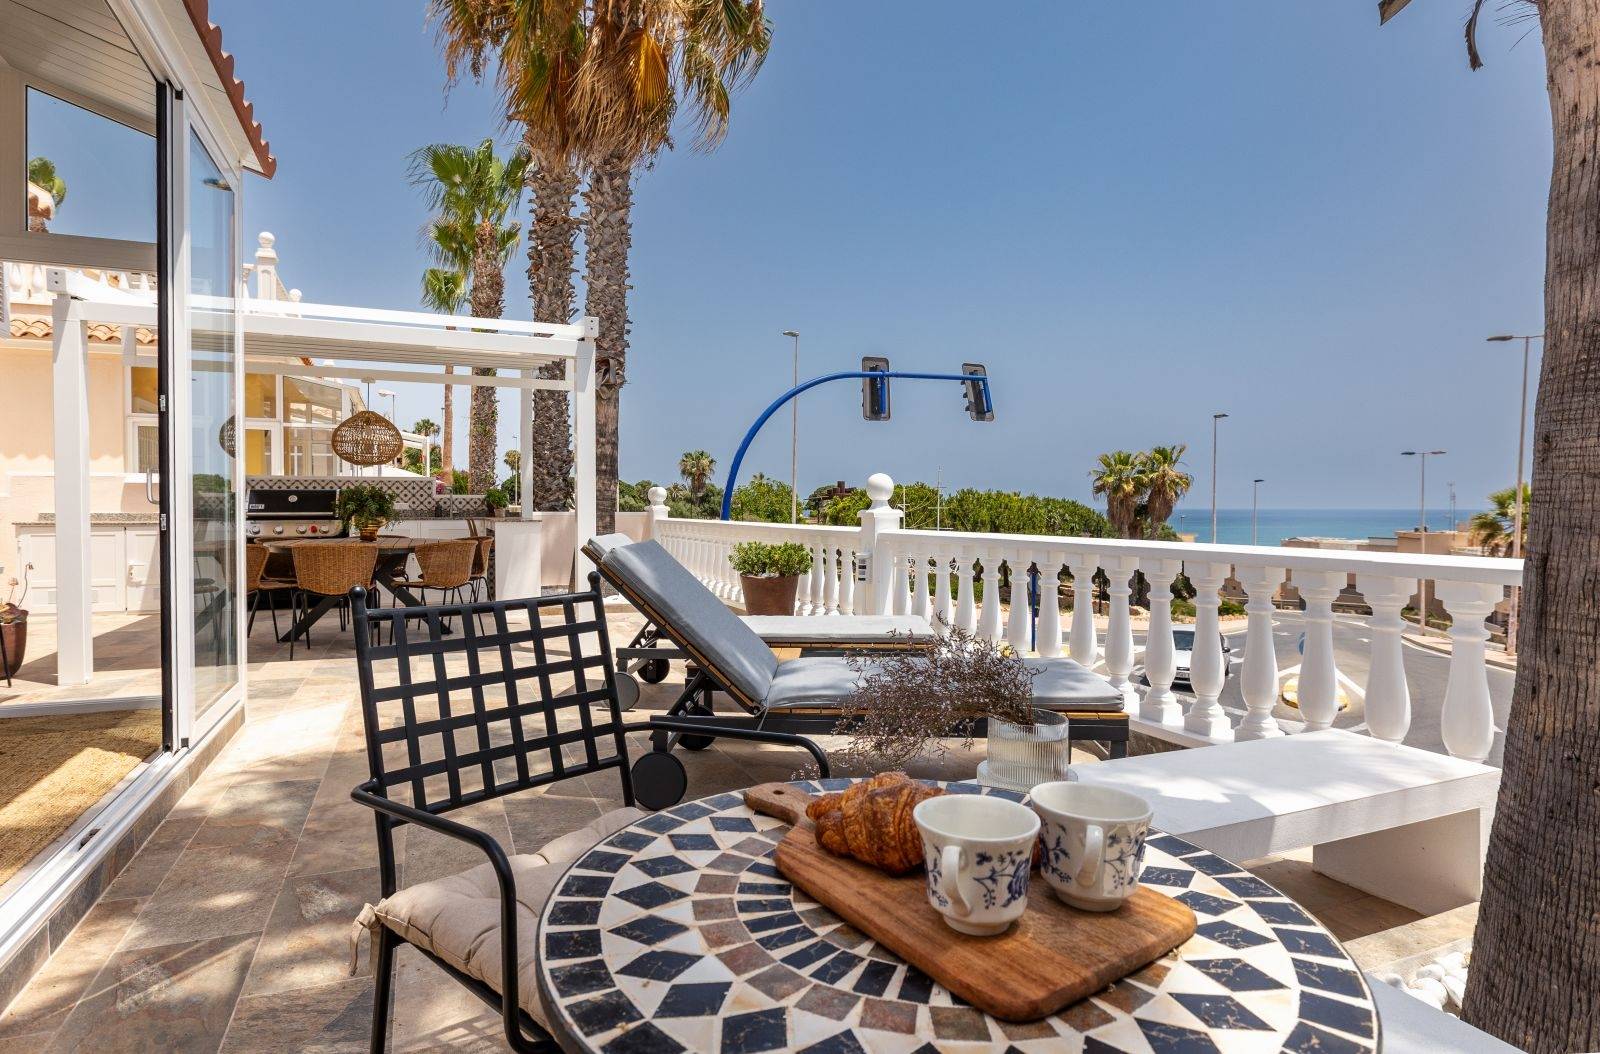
left=208, top=0, right=1550, bottom=511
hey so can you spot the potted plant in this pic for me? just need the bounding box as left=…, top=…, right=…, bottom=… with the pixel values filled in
left=336, top=484, right=396, bottom=542
left=484, top=487, right=510, bottom=518
left=729, top=540, right=813, bottom=615
left=1, top=570, right=28, bottom=680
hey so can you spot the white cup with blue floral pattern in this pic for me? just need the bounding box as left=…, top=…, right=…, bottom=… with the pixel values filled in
left=1031, top=782, right=1153, bottom=912
left=912, top=794, right=1040, bottom=936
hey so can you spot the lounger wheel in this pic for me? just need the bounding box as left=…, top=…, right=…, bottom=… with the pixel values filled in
left=679, top=701, right=716, bottom=752
left=614, top=671, right=641, bottom=711
left=631, top=750, right=688, bottom=810
left=638, top=657, right=670, bottom=684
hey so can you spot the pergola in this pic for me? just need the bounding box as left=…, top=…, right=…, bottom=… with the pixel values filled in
left=46, top=266, right=596, bottom=682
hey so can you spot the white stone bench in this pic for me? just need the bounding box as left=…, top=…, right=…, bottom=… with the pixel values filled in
left=1070, top=729, right=1500, bottom=915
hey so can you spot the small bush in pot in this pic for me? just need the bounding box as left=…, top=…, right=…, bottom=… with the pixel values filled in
left=729, top=541, right=814, bottom=615
left=336, top=484, right=396, bottom=542
left=485, top=487, right=510, bottom=517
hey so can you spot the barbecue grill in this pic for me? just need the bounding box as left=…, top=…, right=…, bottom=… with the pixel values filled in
left=245, top=486, right=345, bottom=539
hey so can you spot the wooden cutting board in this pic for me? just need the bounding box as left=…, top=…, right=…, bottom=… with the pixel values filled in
left=744, top=782, right=1197, bottom=1022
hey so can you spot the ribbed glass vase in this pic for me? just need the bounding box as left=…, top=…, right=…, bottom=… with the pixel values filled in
left=985, top=708, right=1072, bottom=791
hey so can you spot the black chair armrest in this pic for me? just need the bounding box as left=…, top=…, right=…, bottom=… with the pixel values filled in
left=623, top=718, right=831, bottom=778
left=351, top=782, right=558, bottom=1054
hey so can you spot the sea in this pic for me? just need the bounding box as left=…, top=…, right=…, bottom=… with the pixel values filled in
left=1174, top=508, right=1484, bottom=548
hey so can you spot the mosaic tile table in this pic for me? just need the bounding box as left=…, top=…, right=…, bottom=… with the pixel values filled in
left=536, top=779, right=1380, bottom=1054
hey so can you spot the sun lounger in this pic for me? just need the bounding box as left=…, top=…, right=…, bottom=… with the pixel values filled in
left=582, top=535, right=934, bottom=699
left=586, top=536, right=1127, bottom=776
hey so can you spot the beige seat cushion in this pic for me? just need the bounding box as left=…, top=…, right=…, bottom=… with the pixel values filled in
left=370, top=805, right=646, bottom=1026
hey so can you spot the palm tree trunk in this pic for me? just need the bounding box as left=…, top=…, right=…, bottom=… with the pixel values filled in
left=1461, top=4, right=1600, bottom=1050
left=441, top=367, right=455, bottom=478
left=527, top=145, right=579, bottom=510
left=468, top=220, right=504, bottom=494
left=583, top=152, right=633, bottom=535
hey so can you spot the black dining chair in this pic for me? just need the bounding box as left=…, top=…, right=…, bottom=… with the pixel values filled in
left=347, top=577, right=827, bottom=1053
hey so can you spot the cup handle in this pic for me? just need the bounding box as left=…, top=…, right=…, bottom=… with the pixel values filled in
left=941, top=844, right=972, bottom=918
left=1075, top=824, right=1104, bottom=889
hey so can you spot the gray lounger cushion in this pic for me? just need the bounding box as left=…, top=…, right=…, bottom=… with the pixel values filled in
left=763, top=656, right=1123, bottom=713
left=740, top=614, right=933, bottom=644
left=582, top=533, right=636, bottom=563
left=600, top=539, right=778, bottom=705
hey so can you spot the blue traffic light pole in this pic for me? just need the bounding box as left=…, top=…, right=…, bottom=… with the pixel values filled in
left=719, top=369, right=992, bottom=520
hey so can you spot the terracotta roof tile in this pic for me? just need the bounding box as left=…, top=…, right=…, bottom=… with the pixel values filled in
left=181, top=0, right=276, bottom=178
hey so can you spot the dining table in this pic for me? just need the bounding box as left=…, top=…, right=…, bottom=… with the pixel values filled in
left=257, top=535, right=444, bottom=644
left=536, top=778, right=1380, bottom=1054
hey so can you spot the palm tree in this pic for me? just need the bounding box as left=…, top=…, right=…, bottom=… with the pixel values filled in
left=1382, top=5, right=1600, bottom=1048
left=26, top=157, right=65, bottom=232
left=410, top=138, right=529, bottom=493
left=1138, top=445, right=1193, bottom=539
left=1091, top=451, right=1146, bottom=539
left=420, top=267, right=466, bottom=478
left=1468, top=484, right=1529, bottom=557
left=429, top=0, right=772, bottom=532
left=678, top=449, right=716, bottom=500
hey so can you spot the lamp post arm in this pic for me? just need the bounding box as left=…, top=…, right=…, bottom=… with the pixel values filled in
left=719, top=370, right=991, bottom=521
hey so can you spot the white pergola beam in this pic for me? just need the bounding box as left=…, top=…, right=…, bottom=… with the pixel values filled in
left=572, top=317, right=598, bottom=586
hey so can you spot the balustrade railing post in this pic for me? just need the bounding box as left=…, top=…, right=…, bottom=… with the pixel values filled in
left=647, top=486, right=669, bottom=541
left=954, top=548, right=977, bottom=633
left=1102, top=556, right=1140, bottom=707
left=1434, top=580, right=1501, bottom=762
left=856, top=473, right=902, bottom=616
left=1235, top=564, right=1287, bottom=740
left=822, top=541, right=839, bottom=616
left=1357, top=574, right=1414, bottom=745
left=932, top=550, right=953, bottom=632
left=911, top=551, right=930, bottom=621
left=838, top=545, right=855, bottom=615
left=1295, top=571, right=1345, bottom=732
left=1035, top=555, right=1064, bottom=658
left=893, top=551, right=912, bottom=616
left=978, top=554, right=1003, bottom=641
left=1005, top=554, right=1034, bottom=654
left=1183, top=562, right=1234, bottom=740
left=1068, top=555, right=1100, bottom=670
left=1138, top=558, right=1185, bottom=726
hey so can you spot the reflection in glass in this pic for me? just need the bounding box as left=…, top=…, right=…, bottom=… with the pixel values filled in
left=130, top=366, right=159, bottom=414
left=284, top=426, right=336, bottom=476
left=189, top=132, right=238, bottom=715
left=244, top=373, right=278, bottom=418
left=25, top=89, right=155, bottom=242
left=283, top=377, right=341, bottom=425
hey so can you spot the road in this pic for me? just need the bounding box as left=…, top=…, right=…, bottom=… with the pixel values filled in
left=1129, top=611, right=1515, bottom=767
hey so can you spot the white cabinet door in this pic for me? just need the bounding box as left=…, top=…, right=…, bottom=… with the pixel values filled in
left=17, top=527, right=136, bottom=612
left=126, top=527, right=162, bottom=612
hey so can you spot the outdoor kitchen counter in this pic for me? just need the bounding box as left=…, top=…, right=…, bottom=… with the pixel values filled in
left=14, top=512, right=161, bottom=526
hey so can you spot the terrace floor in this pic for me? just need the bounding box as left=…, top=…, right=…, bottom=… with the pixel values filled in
left=0, top=604, right=1473, bottom=1052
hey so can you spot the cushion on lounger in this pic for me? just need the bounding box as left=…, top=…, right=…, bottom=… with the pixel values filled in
left=739, top=614, right=934, bottom=645
left=600, top=539, right=779, bottom=705
left=761, top=655, right=1123, bottom=712
left=581, top=533, right=636, bottom=564
left=368, top=806, right=646, bottom=1027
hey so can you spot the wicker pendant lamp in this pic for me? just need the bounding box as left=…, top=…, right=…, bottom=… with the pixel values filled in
left=332, top=410, right=403, bottom=467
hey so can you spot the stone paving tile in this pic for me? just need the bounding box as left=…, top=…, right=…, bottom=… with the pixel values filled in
left=43, top=931, right=258, bottom=1054
left=0, top=897, right=144, bottom=1042
left=221, top=975, right=373, bottom=1053
left=243, top=866, right=382, bottom=998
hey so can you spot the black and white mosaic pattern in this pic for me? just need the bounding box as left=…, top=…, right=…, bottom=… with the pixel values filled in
left=537, top=780, right=1379, bottom=1053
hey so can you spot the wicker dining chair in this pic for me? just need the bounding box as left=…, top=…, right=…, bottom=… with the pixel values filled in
left=391, top=539, right=477, bottom=632
left=288, top=542, right=380, bottom=659
left=467, top=536, right=493, bottom=602
left=245, top=544, right=295, bottom=639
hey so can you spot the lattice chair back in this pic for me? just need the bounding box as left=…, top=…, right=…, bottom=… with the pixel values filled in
left=348, top=576, right=635, bottom=830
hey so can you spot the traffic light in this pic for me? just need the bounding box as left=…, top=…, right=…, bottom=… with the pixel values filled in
left=962, top=363, right=992, bottom=421
left=862, top=356, right=891, bottom=421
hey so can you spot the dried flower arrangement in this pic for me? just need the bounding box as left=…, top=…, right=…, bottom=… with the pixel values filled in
left=834, top=624, right=1037, bottom=770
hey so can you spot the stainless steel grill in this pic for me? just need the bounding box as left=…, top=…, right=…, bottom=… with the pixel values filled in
left=245, top=486, right=344, bottom=539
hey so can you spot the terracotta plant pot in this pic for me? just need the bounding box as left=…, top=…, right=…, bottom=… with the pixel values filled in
left=358, top=522, right=383, bottom=542
left=1, top=614, right=27, bottom=678
left=740, top=574, right=800, bottom=616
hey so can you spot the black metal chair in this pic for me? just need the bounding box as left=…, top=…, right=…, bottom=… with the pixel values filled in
left=347, top=576, right=828, bottom=1054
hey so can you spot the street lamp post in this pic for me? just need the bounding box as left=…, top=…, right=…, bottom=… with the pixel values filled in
left=782, top=330, right=800, bottom=523
left=1402, top=449, right=1446, bottom=635
left=1252, top=478, right=1264, bottom=545
left=1487, top=333, right=1542, bottom=656
left=1211, top=412, right=1229, bottom=543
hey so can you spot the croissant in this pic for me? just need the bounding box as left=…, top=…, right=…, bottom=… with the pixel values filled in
left=805, top=772, right=944, bottom=875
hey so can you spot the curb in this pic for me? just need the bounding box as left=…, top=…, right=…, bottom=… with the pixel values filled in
left=1403, top=633, right=1518, bottom=671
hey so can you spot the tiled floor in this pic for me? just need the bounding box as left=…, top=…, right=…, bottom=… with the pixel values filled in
left=0, top=604, right=1465, bottom=1053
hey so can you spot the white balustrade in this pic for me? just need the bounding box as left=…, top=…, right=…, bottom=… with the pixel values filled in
left=645, top=471, right=1522, bottom=761
left=1358, top=575, right=1414, bottom=744
left=1183, top=561, right=1233, bottom=740
left=1295, top=571, right=1345, bottom=732
left=1434, top=580, right=1502, bottom=763
left=1236, top=564, right=1286, bottom=741
left=1139, top=558, right=1185, bottom=726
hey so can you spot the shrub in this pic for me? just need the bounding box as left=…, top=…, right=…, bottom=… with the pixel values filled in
left=335, top=484, right=396, bottom=527
left=730, top=474, right=795, bottom=523
left=729, top=540, right=813, bottom=578
left=484, top=487, right=509, bottom=511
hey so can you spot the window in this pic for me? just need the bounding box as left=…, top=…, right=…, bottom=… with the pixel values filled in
left=24, top=89, right=155, bottom=242
left=244, top=372, right=277, bottom=418
left=133, top=421, right=159, bottom=473
left=284, top=426, right=335, bottom=476
left=129, top=365, right=158, bottom=414
left=283, top=377, right=341, bottom=425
